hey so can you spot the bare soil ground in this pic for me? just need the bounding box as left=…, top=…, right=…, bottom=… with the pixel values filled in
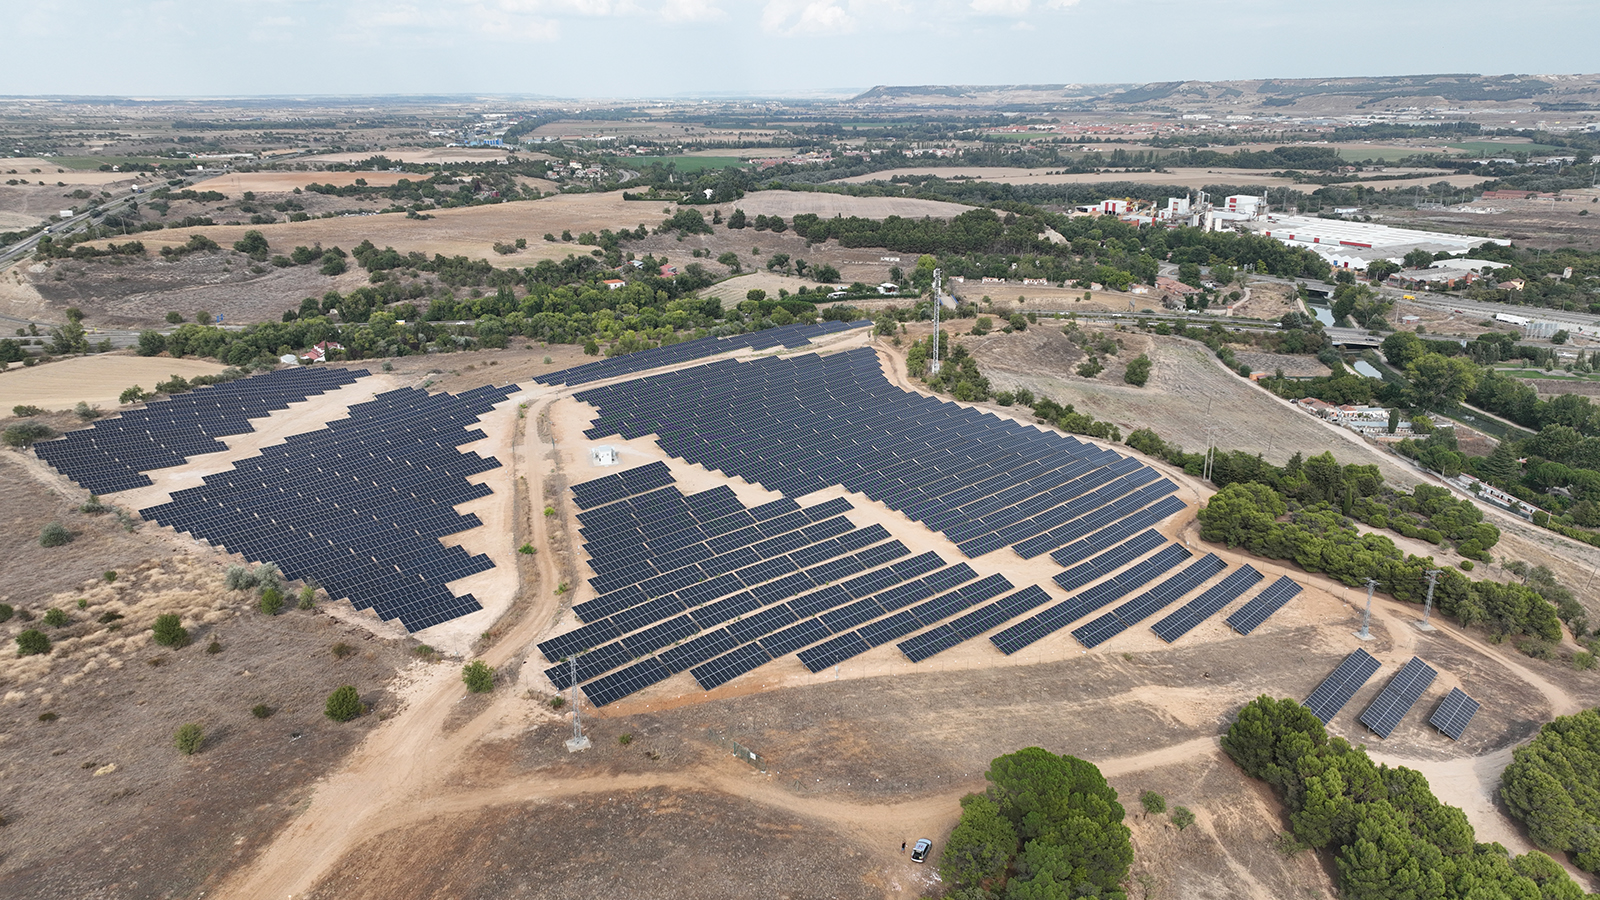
left=1233, top=281, right=1299, bottom=321
left=0, top=354, right=226, bottom=411
left=1386, top=192, right=1600, bottom=252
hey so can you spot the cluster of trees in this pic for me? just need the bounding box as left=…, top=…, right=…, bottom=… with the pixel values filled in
left=1224, top=696, right=1591, bottom=900
left=939, top=747, right=1132, bottom=900
left=1501, top=708, right=1600, bottom=873
left=1197, top=480, right=1560, bottom=641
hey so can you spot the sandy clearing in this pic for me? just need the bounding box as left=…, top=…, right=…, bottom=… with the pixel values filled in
left=190, top=171, right=424, bottom=192
left=0, top=354, right=227, bottom=412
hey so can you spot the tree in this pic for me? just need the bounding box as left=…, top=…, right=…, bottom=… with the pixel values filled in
left=463, top=660, right=495, bottom=693
left=4, top=422, right=55, bottom=447
left=174, top=723, right=204, bottom=755
left=1171, top=806, right=1196, bottom=831
left=1403, top=249, right=1435, bottom=269
left=1552, top=330, right=1570, bottom=345
left=984, top=747, right=1132, bottom=896
left=1406, top=353, right=1478, bottom=412
left=812, top=263, right=841, bottom=284
left=1140, top=790, right=1167, bottom=814
left=233, top=230, right=269, bottom=260
left=152, top=613, right=189, bottom=648
left=120, top=385, right=149, bottom=404
left=716, top=251, right=741, bottom=272
left=135, top=330, right=167, bottom=356
left=1125, top=353, right=1152, bottom=387
left=1366, top=260, right=1400, bottom=282
left=165, top=310, right=184, bottom=324
left=1009, top=314, right=1027, bottom=332
left=15, top=629, right=50, bottom=657
left=727, top=208, right=746, bottom=229
left=939, top=792, right=1018, bottom=890
left=39, top=522, right=72, bottom=547
left=324, top=685, right=362, bottom=721
left=258, top=587, right=284, bottom=616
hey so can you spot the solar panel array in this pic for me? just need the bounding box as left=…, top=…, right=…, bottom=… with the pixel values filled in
left=1226, top=576, right=1302, bottom=635
left=140, top=384, right=514, bottom=630
left=1429, top=688, right=1481, bottom=741
left=989, top=543, right=1192, bottom=654
left=1071, top=553, right=1228, bottom=649
left=575, top=347, right=1184, bottom=560
left=34, top=366, right=368, bottom=495
left=1304, top=649, right=1382, bottom=724
left=1359, top=656, right=1438, bottom=738
left=532, top=320, right=869, bottom=386
left=1150, top=565, right=1263, bottom=643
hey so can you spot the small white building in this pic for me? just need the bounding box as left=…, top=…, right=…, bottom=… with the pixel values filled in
left=590, top=445, right=619, bottom=467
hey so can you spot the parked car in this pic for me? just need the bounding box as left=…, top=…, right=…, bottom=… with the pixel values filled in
left=910, top=839, right=932, bottom=863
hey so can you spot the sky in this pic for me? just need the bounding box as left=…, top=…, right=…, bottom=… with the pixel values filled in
left=2, top=0, right=1597, bottom=98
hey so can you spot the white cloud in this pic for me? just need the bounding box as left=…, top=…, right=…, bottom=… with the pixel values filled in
left=660, top=0, right=725, bottom=21
left=762, top=0, right=856, bottom=34
left=970, top=0, right=1030, bottom=14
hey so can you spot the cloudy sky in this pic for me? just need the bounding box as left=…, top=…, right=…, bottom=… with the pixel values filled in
left=3, top=0, right=1596, bottom=97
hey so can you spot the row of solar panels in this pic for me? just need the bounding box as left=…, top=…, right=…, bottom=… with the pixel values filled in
left=1305, top=649, right=1480, bottom=740
left=532, top=320, right=870, bottom=387
left=35, top=366, right=369, bottom=496
left=141, top=384, right=517, bottom=631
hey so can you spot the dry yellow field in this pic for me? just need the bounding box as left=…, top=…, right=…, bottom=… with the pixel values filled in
left=307, top=148, right=512, bottom=165
left=0, top=158, right=145, bottom=186
left=92, top=190, right=974, bottom=262
left=0, top=355, right=226, bottom=412
left=191, top=171, right=425, bottom=192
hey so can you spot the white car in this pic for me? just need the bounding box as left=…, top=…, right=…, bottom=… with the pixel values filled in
left=910, top=839, right=932, bottom=863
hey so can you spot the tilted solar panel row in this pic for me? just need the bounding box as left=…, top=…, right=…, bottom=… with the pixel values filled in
left=1071, top=554, right=1229, bottom=649
left=1150, top=565, right=1264, bottom=643
left=533, top=320, right=869, bottom=387
left=1429, top=688, right=1480, bottom=741
left=139, top=382, right=515, bottom=632
left=1226, top=576, right=1303, bottom=635
left=898, top=585, right=1053, bottom=662
left=990, top=543, right=1193, bottom=655
left=1304, top=648, right=1382, bottom=724
left=1359, top=656, right=1437, bottom=738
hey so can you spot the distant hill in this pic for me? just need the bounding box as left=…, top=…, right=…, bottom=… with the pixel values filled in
left=851, top=74, right=1600, bottom=114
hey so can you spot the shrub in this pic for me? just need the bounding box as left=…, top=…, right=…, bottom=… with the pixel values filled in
left=258, top=587, right=284, bottom=616
left=550, top=695, right=566, bottom=709
left=1171, top=806, right=1196, bottom=831
left=254, top=563, right=282, bottom=592
left=1459, top=560, right=1475, bottom=571
left=42, top=608, right=68, bottom=627
left=38, top=522, right=71, bottom=547
left=413, top=644, right=435, bottom=657
left=0, top=604, right=12, bottom=623
left=174, top=723, right=204, bottom=755
left=206, top=639, right=222, bottom=654
left=103, top=570, right=116, bottom=582
left=15, top=629, right=49, bottom=656
left=1572, top=651, right=1595, bottom=671
left=1140, top=790, right=1167, bottom=814
left=1125, top=353, right=1153, bottom=387
left=225, top=565, right=259, bottom=591
left=251, top=704, right=273, bottom=719
left=463, top=660, right=495, bottom=693
left=76, top=598, right=88, bottom=609
left=73, top=401, right=102, bottom=421
left=543, top=506, right=555, bottom=517
left=152, top=614, right=189, bottom=647
left=11, top=404, right=45, bottom=417
left=325, top=685, right=362, bottom=721
left=331, top=642, right=355, bottom=659
left=618, top=733, right=633, bottom=746
left=518, top=543, right=535, bottom=555
left=97, top=610, right=122, bottom=624
left=5, top=422, right=56, bottom=447
left=298, top=585, right=317, bottom=609
left=38, top=711, right=58, bottom=722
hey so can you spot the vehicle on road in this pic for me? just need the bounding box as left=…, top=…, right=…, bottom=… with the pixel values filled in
left=910, top=839, right=931, bottom=863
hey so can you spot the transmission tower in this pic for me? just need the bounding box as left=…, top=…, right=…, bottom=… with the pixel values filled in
left=565, top=655, right=590, bottom=752
left=1354, top=578, right=1379, bottom=641
left=1417, top=568, right=1442, bottom=632
left=929, top=268, right=943, bottom=376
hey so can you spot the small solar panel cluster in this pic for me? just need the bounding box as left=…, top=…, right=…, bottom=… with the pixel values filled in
left=140, top=384, right=515, bottom=631
left=1305, top=651, right=1477, bottom=739
left=34, top=367, right=367, bottom=495
left=1429, top=688, right=1480, bottom=741
left=1226, top=577, right=1303, bottom=635
left=575, top=348, right=1186, bottom=560
left=1305, top=649, right=1383, bottom=724
left=532, top=321, right=868, bottom=387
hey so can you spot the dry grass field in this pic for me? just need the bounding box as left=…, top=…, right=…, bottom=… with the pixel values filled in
left=0, top=354, right=226, bottom=411
left=830, top=165, right=1487, bottom=194
left=191, top=171, right=425, bottom=192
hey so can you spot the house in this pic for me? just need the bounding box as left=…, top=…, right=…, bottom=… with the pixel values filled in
left=298, top=341, right=344, bottom=363
left=659, top=265, right=678, bottom=277
left=602, top=279, right=626, bottom=290
left=1496, top=279, right=1525, bottom=292
left=1296, top=397, right=1336, bottom=417
left=877, top=283, right=899, bottom=295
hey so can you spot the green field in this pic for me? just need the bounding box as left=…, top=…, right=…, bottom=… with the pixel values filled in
left=624, top=155, right=750, bottom=172
left=1333, top=146, right=1442, bottom=162
left=1446, top=141, right=1565, bottom=156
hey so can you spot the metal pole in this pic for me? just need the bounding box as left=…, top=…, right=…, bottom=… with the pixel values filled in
left=1355, top=578, right=1378, bottom=641
left=1417, top=568, right=1441, bottom=631
left=565, top=655, right=590, bottom=752
left=930, top=268, right=942, bottom=376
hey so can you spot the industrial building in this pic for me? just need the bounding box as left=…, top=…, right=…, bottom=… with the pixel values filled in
left=1242, top=210, right=1508, bottom=269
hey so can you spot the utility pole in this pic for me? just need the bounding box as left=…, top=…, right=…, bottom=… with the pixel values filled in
left=929, top=268, right=942, bottom=376
left=1354, top=578, right=1379, bottom=641
left=565, top=655, right=590, bottom=752
left=1417, top=568, right=1441, bottom=631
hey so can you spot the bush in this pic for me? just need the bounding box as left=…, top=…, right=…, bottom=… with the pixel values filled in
left=1573, top=651, right=1596, bottom=671
left=42, top=608, right=68, bottom=627
left=1125, top=353, right=1152, bottom=387
left=1140, top=790, right=1167, bottom=814
left=11, top=404, right=45, bottom=417
left=225, top=565, right=259, bottom=591
left=618, top=733, right=633, bottom=746
left=254, top=563, right=282, bottom=592
left=206, top=639, right=222, bottom=654
left=15, top=629, right=50, bottom=656
left=258, top=587, right=284, bottom=616
left=4, top=422, right=55, bottom=447
left=73, top=401, right=101, bottom=421
left=324, top=685, right=362, bottom=722
left=298, top=585, right=317, bottom=609
left=251, top=704, right=273, bottom=719
left=0, top=604, right=12, bottom=623
left=332, top=642, right=355, bottom=659
left=463, top=660, right=495, bottom=693
left=518, top=542, right=535, bottom=554
left=1171, top=806, right=1196, bottom=831
left=38, top=522, right=71, bottom=547
left=550, top=695, right=566, bottom=709
left=1459, top=559, right=1475, bottom=571
left=152, top=613, right=189, bottom=647
left=174, top=723, right=204, bottom=755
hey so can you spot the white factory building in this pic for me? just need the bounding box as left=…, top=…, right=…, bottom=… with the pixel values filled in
left=1242, top=210, right=1508, bottom=269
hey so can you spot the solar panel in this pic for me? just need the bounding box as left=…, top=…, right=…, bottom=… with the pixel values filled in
left=1304, top=649, right=1382, bottom=724
left=1429, top=688, right=1480, bottom=741
left=1151, top=565, right=1263, bottom=643
left=1359, top=656, right=1437, bottom=738
left=1226, top=576, right=1302, bottom=635
left=991, top=544, right=1191, bottom=655
left=582, top=658, right=672, bottom=707
left=797, top=632, right=871, bottom=672
left=691, top=642, right=773, bottom=690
